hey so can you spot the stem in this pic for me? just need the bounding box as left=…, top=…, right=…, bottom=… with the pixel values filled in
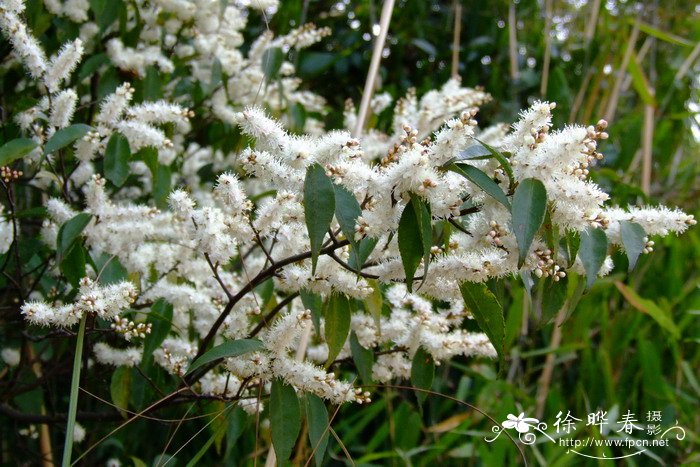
left=62, top=314, right=87, bottom=467
left=352, top=0, right=396, bottom=137
left=451, top=0, right=462, bottom=79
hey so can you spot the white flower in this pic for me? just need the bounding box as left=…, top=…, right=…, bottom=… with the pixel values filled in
left=502, top=413, right=539, bottom=433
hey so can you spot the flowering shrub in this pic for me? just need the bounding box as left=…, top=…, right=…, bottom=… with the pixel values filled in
left=0, top=0, right=695, bottom=465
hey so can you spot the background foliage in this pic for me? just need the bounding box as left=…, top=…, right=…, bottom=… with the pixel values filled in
left=1, top=0, right=699, bottom=465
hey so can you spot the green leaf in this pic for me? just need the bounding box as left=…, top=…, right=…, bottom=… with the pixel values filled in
left=560, top=231, right=581, bottom=268
left=262, top=47, right=284, bottom=81
left=411, top=347, right=435, bottom=404
left=153, top=163, right=171, bottom=210
left=298, top=52, right=336, bottom=78
left=627, top=51, right=656, bottom=106
left=448, top=163, right=510, bottom=209
left=270, top=378, right=301, bottom=462
left=0, top=138, right=37, bottom=166
left=325, top=294, right=351, bottom=367
left=204, top=58, right=222, bottom=96
left=44, top=124, right=92, bottom=154
left=57, top=213, right=92, bottom=259
left=301, top=289, right=323, bottom=335
left=620, top=221, right=646, bottom=271
left=60, top=242, right=87, bottom=288
left=78, top=52, right=109, bottom=80
left=348, top=236, right=378, bottom=270
left=540, top=276, right=569, bottom=325
left=304, top=164, right=335, bottom=274
left=635, top=20, right=694, bottom=47
left=110, top=366, right=132, bottom=418
left=457, top=144, right=492, bottom=160
left=397, top=195, right=432, bottom=292
left=511, top=178, right=547, bottom=267
left=142, top=299, right=173, bottom=368
left=475, top=139, right=515, bottom=189
left=333, top=184, right=362, bottom=266
left=615, top=282, right=680, bottom=339
left=579, top=227, right=608, bottom=288
left=104, top=133, right=131, bottom=187
left=186, top=339, right=264, bottom=375
left=459, top=282, right=506, bottom=364
left=94, top=253, right=128, bottom=284
left=142, top=66, right=162, bottom=101
left=350, top=331, right=374, bottom=384
left=305, top=394, right=330, bottom=467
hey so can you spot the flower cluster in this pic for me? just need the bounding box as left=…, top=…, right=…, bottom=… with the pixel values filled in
left=1, top=0, right=695, bottom=413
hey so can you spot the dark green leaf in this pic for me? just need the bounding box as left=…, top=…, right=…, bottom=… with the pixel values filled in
left=204, top=59, right=222, bottom=96
left=78, top=52, right=109, bottom=80
left=620, top=221, right=646, bottom=271
left=456, top=144, right=492, bottom=160
left=0, top=138, right=37, bottom=166
left=334, top=184, right=362, bottom=266
left=304, top=164, right=335, bottom=274
left=94, top=253, right=128, bottom=284
left=398, top=195, right=431, bottom=292
left=142, top=300, right=173, bottom=368
left=540, top=276, right=568, bottom=325
left=475, top=139, right=515, bottom=188
left=511, top=178, right=547, bottom=267
left=560, top=231, right=581, bottom=268
left=325, top=294, right=351, bottom=367
left=262, top=47, right=284, bottom=81
left=298, top=52, right=336, bottom=78
left=57, top=213, right=92, bottom=259
left=350, top=331, right=374, bottom=384
left=305, top=394, right=330, bottom=467
left=459, top=282, right=506, bottom=364
left=348, top=236, right=378, bottom=270
left=186, top=339, right=264, bottom=374
left=300, top=289, right=323, bottom=335
left=44, top=124, right=92, bottom=154
left=448, top=163, right=510, bottom=209
left=411, top=347, right=435, bottom=404
left=60, top=242, right=87, bottom=287
left=270, top=378, right=301, bottom=462
left=142, top=66, right=161, bottom=101
left=104, top=133, right=131, bottom=187
left=579, top=227, right=608, bottom=288
left=110, top=366, right=132, bottom=417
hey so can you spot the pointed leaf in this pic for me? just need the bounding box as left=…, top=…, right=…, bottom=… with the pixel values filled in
left=186, top=339, right=264, bottom=374
left=57, top=213, right=93, bottom=259
left=110, top=366, right=131, bottom=418
left=579, top=227, right=608, bottom=287
left=305, top=394, right=330, bottom=467
left=304, top=164, right=335, bottom=274
left=270, top=378, right=301, bottom=462
left=459, top=282, right=506, bottom=364
left=0, top=138, right=37, bottom=165
left=449, top=163, right=510, bottom=209
left=350, top=331, right=374, bottom=384
left=398, top=196, right=431, bottom=292
left=104, top=133, right=131, bottom=187
left=262, top=47, right=284, bottom=81
left=333, top=184, right=362, bottom=265
left=620, top=221, right=646, bottom=271
left=512, top=178, right=547, bottom=267
left=44, top=124, right=92, bottom=154
left=325, top=294, right=351, bottom=367
left=614, top=282, right=679, bottom=339
left=411, top=347, right=435, bottom=404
